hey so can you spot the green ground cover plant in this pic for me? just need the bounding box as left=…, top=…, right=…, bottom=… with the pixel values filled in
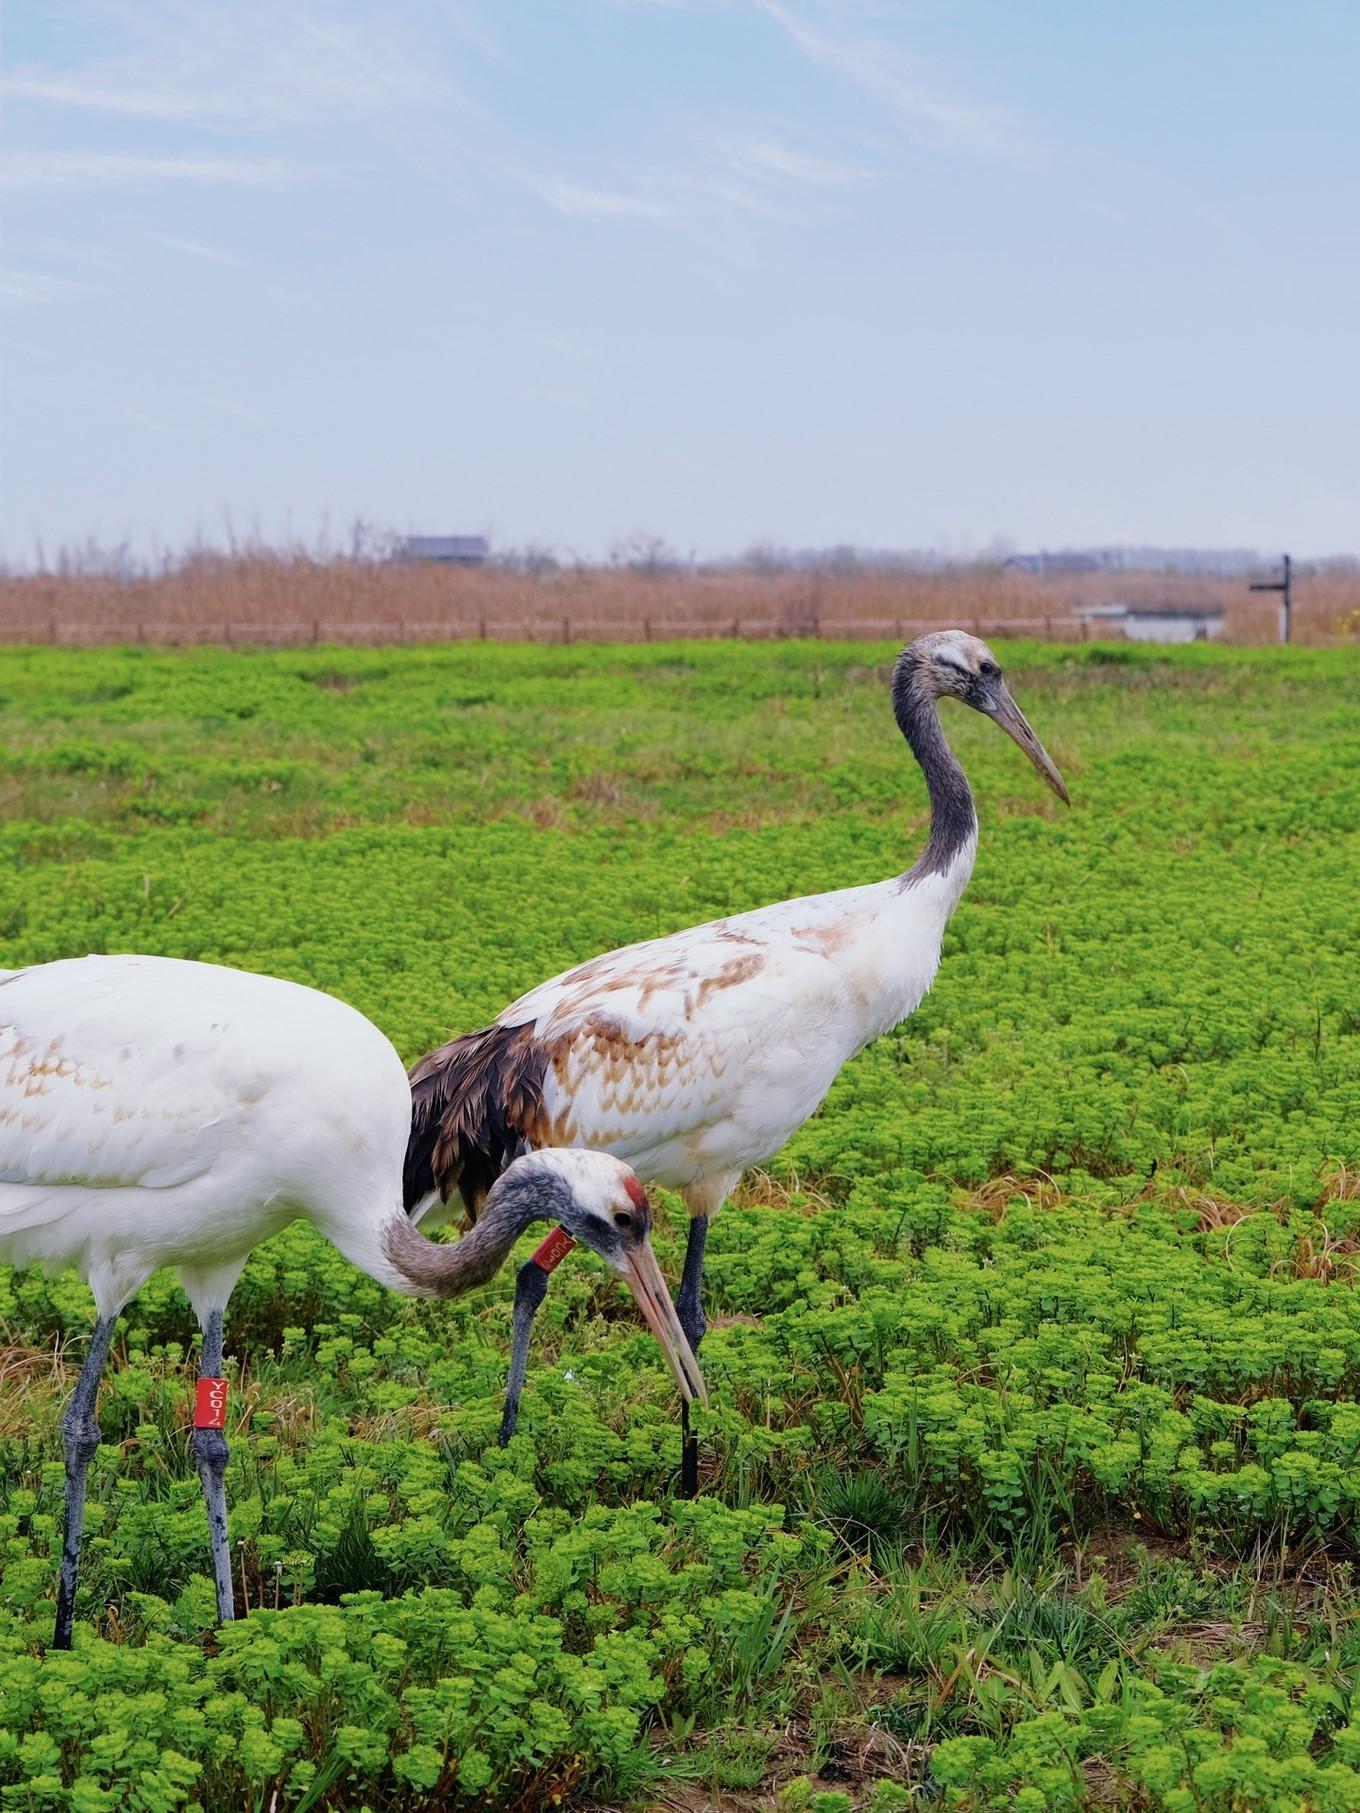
left=1, top=638, right=1359, bottom=1809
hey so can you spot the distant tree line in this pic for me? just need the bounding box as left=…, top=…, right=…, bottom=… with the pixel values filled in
left=6, top=519, right=1360, bottom=583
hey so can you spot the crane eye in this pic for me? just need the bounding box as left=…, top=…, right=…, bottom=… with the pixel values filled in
left=979, top=659, right=999, bottom=678
left=613, top=1210, right=634, bottom=1231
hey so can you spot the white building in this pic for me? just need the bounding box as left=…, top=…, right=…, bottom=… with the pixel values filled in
left=1078, top=602, right=1226, bottom=643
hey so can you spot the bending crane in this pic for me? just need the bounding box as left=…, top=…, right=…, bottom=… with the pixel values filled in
left=0, top=954, right=703, bottom=1646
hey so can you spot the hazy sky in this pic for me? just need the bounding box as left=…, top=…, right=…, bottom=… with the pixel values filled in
left=3, top=1, right=1357, bottom=562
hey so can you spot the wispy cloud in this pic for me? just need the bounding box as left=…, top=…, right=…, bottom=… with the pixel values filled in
left=147, top=233, right=241, bottom=265
left=0, top=153, right=297, bottom=190
left=292, top=17, right=447, bottom=112
left=0, top=75, right=206, bottom=121
left=700, top=178, right=769, bottom=213
left=0, top=2, right=450, bottom=131
left=725, top=135, right=870, bottom=185
left=604, top=0, right=1021, bottom=160
left=752, top=0, right=1021, bottom=157
left=529, top=133, right=863, bottom=225
left=196, top=395, right=266, bottom=425
left=120, top=405, right=174, bottom=433
left=532, top=178, right=675, bottom=219
left=0, top=266, right=88, bottom=303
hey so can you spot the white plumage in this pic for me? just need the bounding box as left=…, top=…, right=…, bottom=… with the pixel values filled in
left=0, top=954, right=413, bottom=1318
left=0, top=953, right=704, bottom=1644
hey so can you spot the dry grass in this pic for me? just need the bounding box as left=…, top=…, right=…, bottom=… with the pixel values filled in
left=1319, top=1161, right=1360, bottom=1204
left=1165, top=1184, right=1360, bottom=1284
left=1276, top=1223, right=1360, bottom=1286
left=1175, top=1189, right=1263, bottom=1232
left=958, top=1172, right=1065, bottom=1220
left=0, top=1343, right=68, bottom=1437
left=731, top=1168, right=840, bottom=1214
left=1, top=556, right=1356, bottom=646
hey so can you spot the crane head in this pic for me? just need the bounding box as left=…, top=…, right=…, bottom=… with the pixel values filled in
left=501, top=1148, right=707, bottom=1407
left=907, top=629, right=1070, bottom=804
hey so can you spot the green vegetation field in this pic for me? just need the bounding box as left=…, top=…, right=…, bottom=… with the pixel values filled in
left=3, top=639, right=1360, bottom=1812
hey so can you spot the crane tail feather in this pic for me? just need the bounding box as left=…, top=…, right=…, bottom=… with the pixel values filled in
left=404, top=1022, right=551, bottom=1220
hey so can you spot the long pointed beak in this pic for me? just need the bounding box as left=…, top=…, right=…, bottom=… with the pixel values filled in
left=988, top=683, right=1070, bottom=804
left=621, top=1242, right=708, bottom=1406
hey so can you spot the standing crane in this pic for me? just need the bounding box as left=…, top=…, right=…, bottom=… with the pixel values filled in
left=405, top=632, right=1069, bottom=1484
left=0, top=954, right=704, bottom=1648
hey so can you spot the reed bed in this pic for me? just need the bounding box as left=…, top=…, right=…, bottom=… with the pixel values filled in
left=1, top=558, right=1355, bottom=645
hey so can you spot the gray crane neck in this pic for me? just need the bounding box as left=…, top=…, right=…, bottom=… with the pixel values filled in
left=892, top=663, right=977, bottom=886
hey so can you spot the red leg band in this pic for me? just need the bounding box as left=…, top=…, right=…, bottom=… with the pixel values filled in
left=531, top=1226, right=575, bottom=1274
left=195, top=1377, right=228, bottom=1429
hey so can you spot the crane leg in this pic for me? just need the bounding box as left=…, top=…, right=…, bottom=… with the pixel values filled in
left=192, top=1307, right=235, bottom=1624
left=500, top=1259, right=549, bottom=1446
left=675, top=1214, right=709, bottom=1353
left=53, top=1315, right=118, bottom=1649
left=676, top=1216, right=709, bottom=1500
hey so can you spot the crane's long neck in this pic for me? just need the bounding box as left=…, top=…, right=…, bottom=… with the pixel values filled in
left=381, top=1187, right=541, bottom=1298
left=893, top=662, right=977, bottom=891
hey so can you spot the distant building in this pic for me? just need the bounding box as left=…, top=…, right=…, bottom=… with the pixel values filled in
left=1077, top=602, right=1226, bottom=643
left=1004, top=547, right=1260, bottom=578
left=1004, top=552, right=1104, bottom=576
left=1121, top=606, right=1225, bottom=643
left=395, top=535, right=488, bottom=567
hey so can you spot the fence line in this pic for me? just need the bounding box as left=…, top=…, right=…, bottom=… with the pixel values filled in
left=0, top=614, right=1100, bottom=649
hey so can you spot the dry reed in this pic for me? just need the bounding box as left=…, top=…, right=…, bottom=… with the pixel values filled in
left=1, top=557, right=1356, bottom=646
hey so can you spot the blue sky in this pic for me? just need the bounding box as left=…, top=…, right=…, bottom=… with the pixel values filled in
left=2, top=1, right=1357, bottom=562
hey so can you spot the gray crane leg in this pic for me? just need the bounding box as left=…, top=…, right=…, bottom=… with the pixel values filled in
left=676, top=1214, right=708, bottom=1353
left=53, top=1315, right=118, bottom=1650
left=500, top=1259, right=549, bottom=1446
left=192, top=1308, right=235, bottom=1623
left=676, top=1215, right=709, bottom=1499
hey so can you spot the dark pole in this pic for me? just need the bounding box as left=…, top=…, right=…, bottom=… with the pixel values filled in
left=1248, top=554, right=1292, bottom=644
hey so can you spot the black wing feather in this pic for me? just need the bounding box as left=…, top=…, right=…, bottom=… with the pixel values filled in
left=404, top=1022, right=550, bottom=1218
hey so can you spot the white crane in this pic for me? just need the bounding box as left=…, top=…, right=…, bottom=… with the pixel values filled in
left=405, top=632, right=1069, bottom=1482
left=0, top=954, right=704, bottom=1648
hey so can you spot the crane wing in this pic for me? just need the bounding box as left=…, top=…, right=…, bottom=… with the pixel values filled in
left=498, top=875, right=887, bottom=1046
left=519, top=946, right=760, bottom=1143
left=501, top=918, right=775, bottom=1045
left=532, top=919, right=847, bottom=1139
left=406, top=896, right=870, bottom=1216
left=406, top=923, right=775, bottom=1216
left=0, top=956, right=292, bottom=1220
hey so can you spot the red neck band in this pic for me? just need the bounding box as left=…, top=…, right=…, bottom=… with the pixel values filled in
left=531, top=1225, right=576, bottom=1274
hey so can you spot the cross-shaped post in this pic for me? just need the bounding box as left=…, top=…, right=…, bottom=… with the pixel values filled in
left=1249, top=554, right=1292, bottom=643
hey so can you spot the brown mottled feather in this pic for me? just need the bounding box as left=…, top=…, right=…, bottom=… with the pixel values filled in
left=404, top=1023, right=550, bottom=1218
left=405, top=933, right=784, bottom=1219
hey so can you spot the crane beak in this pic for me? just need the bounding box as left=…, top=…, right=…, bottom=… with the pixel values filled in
left=987, top=683, right=1070, bottom=804
left=619, top=1241, right=709, bottom=1407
